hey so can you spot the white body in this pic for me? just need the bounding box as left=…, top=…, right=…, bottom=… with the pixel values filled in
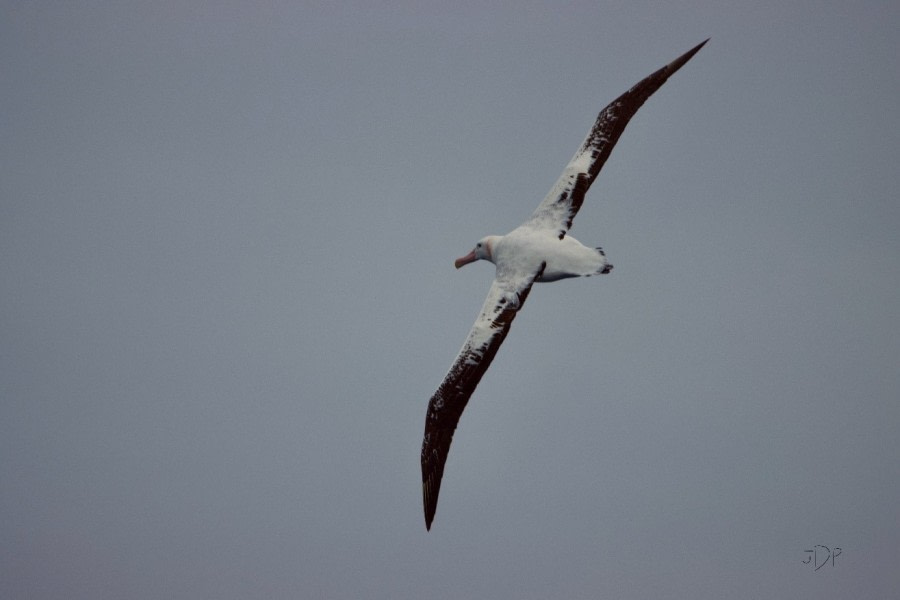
left=489, top=228, right=610, bottom=283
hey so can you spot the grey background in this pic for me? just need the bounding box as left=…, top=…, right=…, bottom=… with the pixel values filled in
left=2, top=2, right=898, bottom=598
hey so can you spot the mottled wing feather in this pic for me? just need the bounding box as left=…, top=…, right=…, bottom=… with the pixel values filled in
left=528, top=39, right=708, bottom=238
left=421, top=264, right=545, bottom=530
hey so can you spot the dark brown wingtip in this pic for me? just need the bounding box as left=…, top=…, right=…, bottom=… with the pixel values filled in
left=665, top=39, right=709, bottom=74
left=424, top=478, right=436, bottom=531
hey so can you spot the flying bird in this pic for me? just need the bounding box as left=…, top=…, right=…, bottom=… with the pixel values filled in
left=421, top=40, right=708, bottom=530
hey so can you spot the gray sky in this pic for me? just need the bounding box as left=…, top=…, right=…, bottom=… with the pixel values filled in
left=2, top=2, right=898, bottom=598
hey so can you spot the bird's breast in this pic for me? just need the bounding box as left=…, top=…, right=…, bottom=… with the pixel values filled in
left=495, top=231, right=605, bottom=282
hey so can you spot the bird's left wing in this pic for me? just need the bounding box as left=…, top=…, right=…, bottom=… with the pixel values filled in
left=421, top=263, right=545, bottom=530
left=527, top=39, right=708, bottom=238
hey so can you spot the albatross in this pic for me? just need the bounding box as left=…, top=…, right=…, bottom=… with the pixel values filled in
left=421, top=40, right=708, bottom=530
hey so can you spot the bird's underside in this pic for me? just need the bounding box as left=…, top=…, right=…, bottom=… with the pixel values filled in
left=421, top=39, right=707, bottom=531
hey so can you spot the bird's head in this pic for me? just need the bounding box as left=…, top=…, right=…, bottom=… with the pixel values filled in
left=455, top=236, right=499, bottom=269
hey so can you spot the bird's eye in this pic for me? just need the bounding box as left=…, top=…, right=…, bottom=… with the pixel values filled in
left=476, top=243, right=482, bottom=248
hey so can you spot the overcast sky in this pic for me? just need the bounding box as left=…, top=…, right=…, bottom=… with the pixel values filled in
left=2, top=2, right=898, bottom=598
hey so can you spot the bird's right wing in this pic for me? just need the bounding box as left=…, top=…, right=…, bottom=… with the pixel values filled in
left=421, top=263, right=545, bottom=530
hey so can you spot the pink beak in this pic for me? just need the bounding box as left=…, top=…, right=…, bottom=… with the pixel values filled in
left=454, top=250, right=477, bottom=269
